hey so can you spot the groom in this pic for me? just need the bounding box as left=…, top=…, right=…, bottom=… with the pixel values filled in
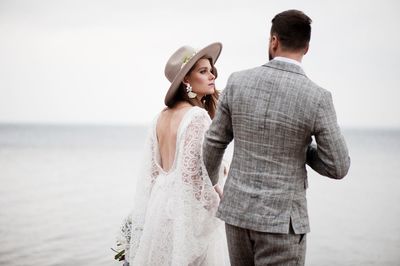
left=203, top=9, right=350, bottom=265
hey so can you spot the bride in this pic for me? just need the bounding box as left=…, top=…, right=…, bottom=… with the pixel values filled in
left=116, top=42, right=230, bottom=265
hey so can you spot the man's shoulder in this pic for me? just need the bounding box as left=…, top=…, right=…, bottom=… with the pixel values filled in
left=226, top=64, right=332, bottom=98
left=305, top=79, right=331, bottom=97
left=229, top=66, right=265, bottom=78
left=226, top=66, right=266, bottom=86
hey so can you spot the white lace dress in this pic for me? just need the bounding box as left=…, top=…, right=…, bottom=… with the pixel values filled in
left=120, top=106, right=229, bottom=266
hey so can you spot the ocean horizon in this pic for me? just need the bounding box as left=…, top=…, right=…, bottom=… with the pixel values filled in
left=0, top=124, right=399, bottom=265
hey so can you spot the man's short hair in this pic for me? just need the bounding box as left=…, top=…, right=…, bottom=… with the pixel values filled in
left=271, top=10, right=312, bottom=51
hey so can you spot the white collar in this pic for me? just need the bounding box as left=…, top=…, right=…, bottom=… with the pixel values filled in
left=273, top=56, right=302, bottom=68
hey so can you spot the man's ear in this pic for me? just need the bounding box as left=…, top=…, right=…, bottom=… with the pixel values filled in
left=303, top=43, right=309, bottom=55
left=270, top=35, right=279, bottom=50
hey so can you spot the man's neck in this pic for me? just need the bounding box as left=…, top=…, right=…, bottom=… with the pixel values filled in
left=274, top=51, right=303, bottom=63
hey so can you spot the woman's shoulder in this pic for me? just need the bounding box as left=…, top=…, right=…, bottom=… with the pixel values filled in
left=184, top=107, right=211, bottom=126
left=175, top=106, right=209, bottom=134
left=189, top=106, right=209, bottom=118
left=154, top=106, right=209, bottom=130
left=186, top=107, right=212, bottom=132
left=164, top=105, right=209, bottom=122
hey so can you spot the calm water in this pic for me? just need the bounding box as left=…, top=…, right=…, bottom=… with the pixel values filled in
left=0, top=125, right=399, bottom=266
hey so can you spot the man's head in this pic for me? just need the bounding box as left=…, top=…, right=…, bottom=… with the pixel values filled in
left=269, top=10, right=312, bottom=60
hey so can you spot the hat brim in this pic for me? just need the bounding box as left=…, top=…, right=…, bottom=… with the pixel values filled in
left=164, top=42, right=222, bottom=106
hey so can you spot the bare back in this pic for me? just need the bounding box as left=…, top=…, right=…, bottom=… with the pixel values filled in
left=156, top=103, right=193, bottom=172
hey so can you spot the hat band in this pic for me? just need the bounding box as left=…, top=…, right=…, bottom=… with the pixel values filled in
left=180, top=51, right=197, bottom=69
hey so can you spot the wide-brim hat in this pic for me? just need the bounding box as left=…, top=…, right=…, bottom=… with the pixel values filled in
left=164, top=42, right=222, bottom=106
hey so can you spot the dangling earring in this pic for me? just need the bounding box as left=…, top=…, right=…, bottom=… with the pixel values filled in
left=186, top=84, right=197, bottom=99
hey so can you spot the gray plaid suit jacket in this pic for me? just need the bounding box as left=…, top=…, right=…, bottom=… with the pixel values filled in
left=203, top=60, right=350, bottom=234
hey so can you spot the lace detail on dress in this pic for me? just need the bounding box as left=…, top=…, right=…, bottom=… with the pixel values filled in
left=150, top=134, right=160, bottom=187
left=117, top=107, right=229, bottom=266
left=120, top=125, right=159, bottom=261
left=181, top=112, right=219, bottom=211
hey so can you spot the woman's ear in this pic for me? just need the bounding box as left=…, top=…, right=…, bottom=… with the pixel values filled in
left=182, top=76, right=190, bottom=86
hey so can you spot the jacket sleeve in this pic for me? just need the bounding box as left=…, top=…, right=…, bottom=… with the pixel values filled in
left=203, top=77, right=234, bottom=185
left=307, top=91, right=350, bottom=179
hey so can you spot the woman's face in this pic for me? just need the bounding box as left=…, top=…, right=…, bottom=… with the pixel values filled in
left=184, top=58, right=216, bottom=100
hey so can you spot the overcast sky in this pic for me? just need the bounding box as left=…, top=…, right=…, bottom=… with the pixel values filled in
left=0, top=0, right=399, bottom=128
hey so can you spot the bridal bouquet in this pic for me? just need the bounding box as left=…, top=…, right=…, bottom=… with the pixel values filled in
left=112, top=215, right=132, bottom=262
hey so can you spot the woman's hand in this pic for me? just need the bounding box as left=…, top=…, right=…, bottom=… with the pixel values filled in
left=214, top=184, right=223, bottom=199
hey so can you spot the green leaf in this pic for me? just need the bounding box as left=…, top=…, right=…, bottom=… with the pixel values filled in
left=114, top=249, right=125, bottom=261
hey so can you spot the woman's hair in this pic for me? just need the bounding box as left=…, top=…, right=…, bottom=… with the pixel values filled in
left=166, top=56, right=219, bottom=119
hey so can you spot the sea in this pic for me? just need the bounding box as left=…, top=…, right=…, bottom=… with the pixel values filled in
left=0, top=124, right=399, bottom=266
